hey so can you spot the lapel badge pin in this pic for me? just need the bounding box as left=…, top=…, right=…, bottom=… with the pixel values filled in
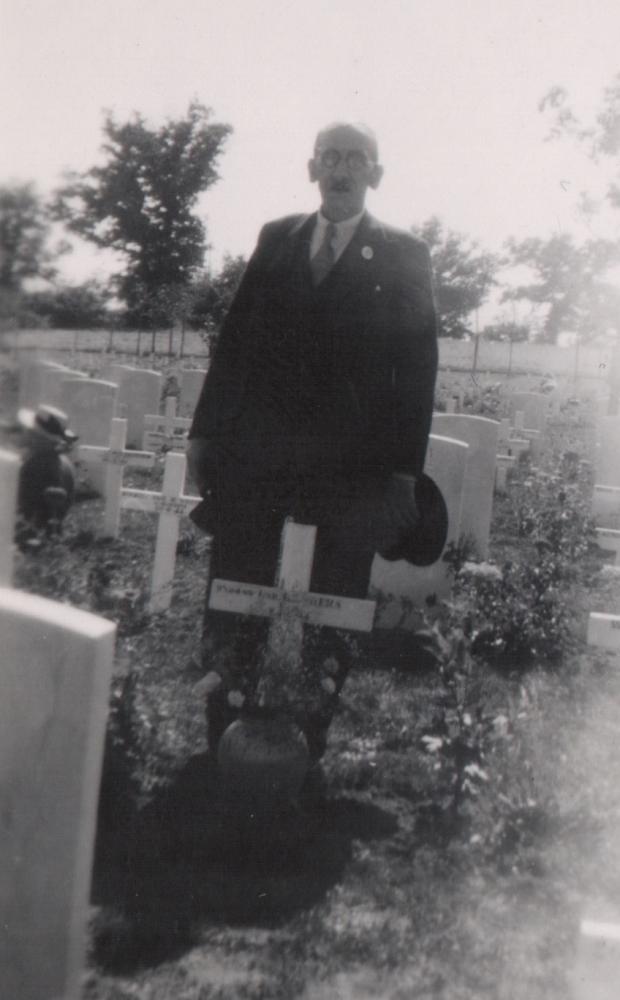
left=361, top=245, right=374, bottom=260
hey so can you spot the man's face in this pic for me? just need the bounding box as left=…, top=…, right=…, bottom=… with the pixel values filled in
left=308, top=125, right=383, bottom=221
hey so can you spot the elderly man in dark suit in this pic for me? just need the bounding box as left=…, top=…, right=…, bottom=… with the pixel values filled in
left=188, top=121, right=438, bottom=765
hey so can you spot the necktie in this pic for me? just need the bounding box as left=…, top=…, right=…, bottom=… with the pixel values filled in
left=311, top=221, right=337, bottom=286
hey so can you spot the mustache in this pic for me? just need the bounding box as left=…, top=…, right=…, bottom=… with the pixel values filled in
left=329, top=179, right=352, bottom=192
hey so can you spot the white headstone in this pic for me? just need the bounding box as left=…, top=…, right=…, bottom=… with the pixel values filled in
left=595, top=528, right=620, bottom=564
left=39, top=366, right=87, bottom=408
left=179, top=368, right=207, bottom=418
left=371, top=434, right=469, bottom=629
left=587, top=612, right=620, bottom=651
left=116, top=369, right=162, bottom=448
left=573, top=918, right=620, bottom=1000
left=0, top=587, right=115, bottom=1000
left=142, top=396, right=191, bottom=451
left=595, top=416, right=620, bottom=487
left=121, top=451, right=201, bottom=612
left=61, top=380, right=119, bottom=493
left=592, top=485, right=620, bottom=528
left=510, top=392, right=547, bottom=432
left=495, top=453, right=515, bottom=492
left=431, top=414, right=499, bottom=559
left=18, top=359, right=66, bottom=409
left=0, top=448, right=20, bottom=585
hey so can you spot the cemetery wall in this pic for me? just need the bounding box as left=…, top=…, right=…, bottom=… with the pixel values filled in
left=1, top=328, right=611, bottom=378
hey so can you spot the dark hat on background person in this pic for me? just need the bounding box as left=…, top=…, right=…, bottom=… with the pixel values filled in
left=379, top=472, right=448, bottom=567
left=17, top=405, right=79, bottom=445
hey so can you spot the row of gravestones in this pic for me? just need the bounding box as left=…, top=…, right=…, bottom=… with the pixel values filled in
left=587, top=398, right=620, bottom=652
left=0, top=360, right=208, bottom=1000
left=0, top=365, right=554, bottom=997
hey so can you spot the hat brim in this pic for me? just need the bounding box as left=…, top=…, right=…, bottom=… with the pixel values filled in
left=380, top=472, right=449, bottom=567
left=17, top=407, right=79, bottom=445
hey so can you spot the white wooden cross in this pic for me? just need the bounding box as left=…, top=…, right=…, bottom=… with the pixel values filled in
left=142, top=396, right=191, bottom=451
left=0, top=586, right=115, bottom=1000
left=121, top=451, right=201, bottom=612
left=78, top=417, right=155, bottom=537
left=209, top=519, right=377, bottom=662
left=0, top=447, right=20, bottom=586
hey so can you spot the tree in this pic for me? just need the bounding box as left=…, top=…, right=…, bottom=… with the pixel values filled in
left=502, top=233, right=620, bottom=342
left=540, top=74, right=620, bottom=212
left=188, top=253, right=247, bottom=332
left=410, top=216, right=498, bottom=338
left=52, top=102, right=232, bottom=326
left=0, top=183, right=57, bottom=291
left=25, top=281, right=111, bottom=329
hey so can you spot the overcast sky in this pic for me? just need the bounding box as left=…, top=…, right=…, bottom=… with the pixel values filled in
left=2, top=0, right=619, bottom=285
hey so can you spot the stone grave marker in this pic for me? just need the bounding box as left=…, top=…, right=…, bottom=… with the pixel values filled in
left=39, top=366, right=88, bottom=408
left=587, top=612, right=620, bottom=651
left=370, top=434, right=469, bottom=629
left=116, top=368, right=162, bottom=448
left=495, top=454, right=515, bottom=492
left=506, top=436, right=530, bottom=460
left=78, top=417, right=155, bottom=537
left=594, top=416, right=620, bottom=488
left=18, top=359, right=66, bottom=409
left=0, top=586, right=115, bottom=1000
left=0, top=447, right=20, bottom=585
left=572, top=917, right=620, bottom=999
left=431, top=413, right=499, bottom=559
left=179, top=368, right=207, bottom=418
left=61, top=379, right=119, bottom=493
left=143, top=396, right=191, bottom=451
left=510, top=392, right=547, bottom=432
left=121, top=451, right=201, bottom=612
left=210, top=518, right=376, bottom=660
left=592, top=485, right=620, bottom=529
left=595, top=528, right=620, bottom=564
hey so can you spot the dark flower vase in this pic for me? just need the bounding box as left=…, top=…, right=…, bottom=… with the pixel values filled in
left=217, top=712, right=310, bottom=808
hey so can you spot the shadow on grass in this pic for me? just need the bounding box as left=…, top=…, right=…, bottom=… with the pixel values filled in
left=91, top=751, right=398, bottom=974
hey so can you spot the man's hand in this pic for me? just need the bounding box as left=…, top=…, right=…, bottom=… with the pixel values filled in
left=373, top=474, right=421, bottom=560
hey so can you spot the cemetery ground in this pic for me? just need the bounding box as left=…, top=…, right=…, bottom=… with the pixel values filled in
left=3, top=346, right=620, bottom=998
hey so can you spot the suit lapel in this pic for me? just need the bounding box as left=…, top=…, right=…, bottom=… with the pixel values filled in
left=316, top=212, right=385, bottom=301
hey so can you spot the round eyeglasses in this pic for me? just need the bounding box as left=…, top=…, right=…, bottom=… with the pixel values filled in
left=317, top=148, right=372, bottom=172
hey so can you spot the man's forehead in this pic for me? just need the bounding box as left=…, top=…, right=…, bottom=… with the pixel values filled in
left=314, top=124, right=378, bottom=157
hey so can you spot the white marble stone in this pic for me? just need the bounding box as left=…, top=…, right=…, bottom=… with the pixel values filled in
left=592, top=485, right=620, bottom=528
left=510, top=392, right=547, bottom=432
left=142, top=396, right=191, bottom=451
left=587, top=612, right=620, bottom=651
left=116, top=369, right=162, bottom=448
left=594, top=416, right=620, bottom=487
left=371, top=434, right=469, bottom=629
left=39, top=366, right=87, bottom=407
left=179, top=368, right=207, bottom=418
left=595, top=528, right=620, bottom=564
left=0, top=587, right=115, bottom=1000
left=572, top=918, right=620, bottom=1000
left=121, top=451, right=201, bottom=612
left=0, top=448, right=20, bottom=585
left=78, top=418, right=155, bottom=537
left=18, top=359, right=66, bottom=409
left=431, top=414, right=499, bottom=559
left=61, top=380, right=119, bottom=492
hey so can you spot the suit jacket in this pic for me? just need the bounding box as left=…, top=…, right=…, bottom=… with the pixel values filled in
left=190, top=210, right=438, bottom=515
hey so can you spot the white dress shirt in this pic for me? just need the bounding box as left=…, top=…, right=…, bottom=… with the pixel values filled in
left=309, top=209, right=365, bottom=263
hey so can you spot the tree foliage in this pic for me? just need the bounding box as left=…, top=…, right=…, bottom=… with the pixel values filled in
left=502, top=233, right=620, bottom=342
left=540, top=74, right=620, bottom=210
left=0, top=183, right=57, bottom=291
left=410, top=216, right=498, bottom=338
left=52, top=102, right=232, bottom=325
left=188, top=253, right=247, bottom=330
left=25, top=281, right=111, bottom=329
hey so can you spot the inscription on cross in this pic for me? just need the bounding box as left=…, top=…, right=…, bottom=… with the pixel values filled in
left=209, top=519, right=376, bottom=659
left=78, top=418, right=155, bottom=537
